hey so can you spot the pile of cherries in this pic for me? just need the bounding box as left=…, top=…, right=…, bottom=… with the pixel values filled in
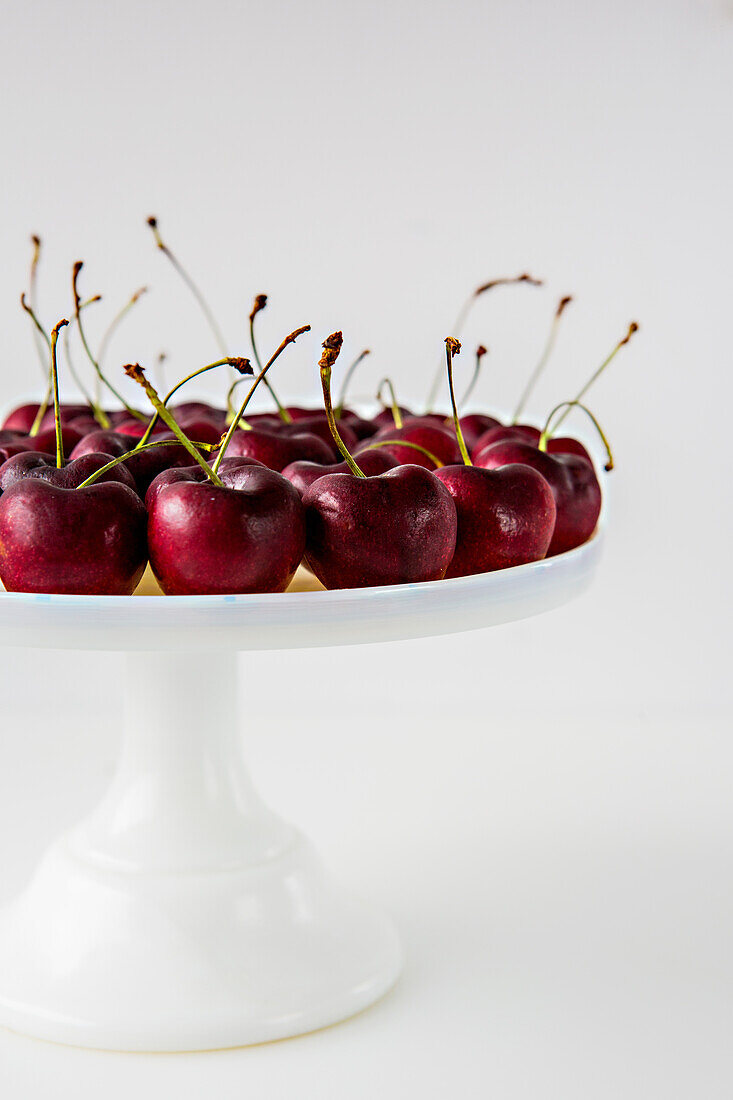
left=0, top=227, right=638, bottom=596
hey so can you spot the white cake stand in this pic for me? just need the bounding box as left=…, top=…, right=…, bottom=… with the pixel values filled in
left=0, top=528, right=603, bottom=1051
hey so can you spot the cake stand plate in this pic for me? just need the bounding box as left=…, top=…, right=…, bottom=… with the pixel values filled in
left=0, top=529, right=603, bottom=1051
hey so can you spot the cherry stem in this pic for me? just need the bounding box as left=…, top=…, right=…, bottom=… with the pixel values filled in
left=552, top=321, right=639, bottom=433
left=224, top=374, right=253, bottom=428
left=249, top=295, right=292, bottom=423
left=425, top=272, right=543, bottom=411
left=147, top=217, right=228, bottom=358
left=73, top=263, right=146, bottom=422
left=512, top=295, right=573, bottom=424
left=319, top=332, right=365, bottom=478
left=76, top=438, right=218, bottom=489
left=538, top=400, right=614, bottom=471
left=361, top=438, right=443, bottom=468
left=50, top=320, right=69, bottom=468
left=458, top=344, right=487, bottom=411
left=213, top=325, right=311, bottom=475
left=376, top=378, right=403, bottom=428
left=138, top=356, right=251, bottom=447
left=124, top=364, right=225, bottom=487
left=445, top=337, right=472, bottom=466
left=96, top=286, right=148, bottom=408
left=21, top=294, right=55, bottom=437
left=28, top=235, right=47, bottom=376
left=335, top=347, right=370, bottom=416
left=63, top=296, right=109, bottom=426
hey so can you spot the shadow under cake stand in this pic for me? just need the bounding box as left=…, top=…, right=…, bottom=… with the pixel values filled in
left=0, top=529, right=603, bottom=1051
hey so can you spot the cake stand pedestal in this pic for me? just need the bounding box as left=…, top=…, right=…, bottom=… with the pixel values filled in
left=0, top=530, right=602, bottom=1050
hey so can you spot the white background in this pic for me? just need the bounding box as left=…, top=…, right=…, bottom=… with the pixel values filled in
left=0, top=0, right=731, bottom=1096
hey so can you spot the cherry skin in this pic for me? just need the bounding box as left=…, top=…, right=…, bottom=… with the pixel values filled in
left=1, top=403, right=40, bottom=433
left=144, top=456, right=265, bottom=511
left=39, top=404, right=96, bottom=431
left=471, top=423, right=541, bottom=458
left=221, top=427, right=334, bottom=472
left=435, top=463, right=556, bottom=576
left=472, top=428, right=593, bottom=466
left=6, top=425, right=84, bottom=458
left=0, top=479, right=147, bottom=595
left=70, top=430, right=194, bottom=495
left=361, top=422, right=462, bottom=470
left=146, top=460, right=306, bottom=595
left=302, top=464, right=457, bottom=589
left=280, top=416, right=358, bottom=462
left=282, top=448, right=398, bottom=497
left=2, top=402, right=89, bottom=433
left=338, top=410, right=378, bottom=441
left=475, top=440, right=602, bottom=556
left=372, top=405, right=414, bottom=428
left=455, top=413, right=502, bottom=450
left=170, top=401, right=227, bottom=425
left=0, top=451, right=137, bottom=496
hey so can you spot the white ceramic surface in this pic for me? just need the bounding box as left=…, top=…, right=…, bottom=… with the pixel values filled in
left=0, top=529, right=603, bottom=1050
left=0, top=524, right=603, bottom=652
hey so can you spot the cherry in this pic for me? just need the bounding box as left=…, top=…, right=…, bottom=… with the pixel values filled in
left=364, top=421, right=462, bottom=469
left=455, top=413, right=502, bottom=450
left=224, top=427, right=333, bottom=471
left=472, top=423, right=541, bottom=457
left=125, top=347, right=308, bottom=594
left=0, top=322, right=147, bottom=594
left=1, top=404, right=42, bottom=433
left=433, top=337, right=556, bottom=576
left=301, top=333, right=457, bottom=589
left=146, top=458, right=305, bottom=595
left=0, top=478, right=148, bottom=594
left=476, top=438, right=601, bottom=557
left=0, top=451, right=137, bottom=496
left=282, top=448, right=398, bottom=497
left=280, top=416, right=358, bottom=461
left=70, top=430, right=194, bottom=495
left=372, top=405, right=414, bottom=428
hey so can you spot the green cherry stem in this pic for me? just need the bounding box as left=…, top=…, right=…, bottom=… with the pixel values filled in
left=21, top=293, right=54, bottom=437
left=63, top=296, right=109, bottom=425
left=551, top=321, right=639, bottom=433
left=96, top=286, right=148, bottom=408
left=319, top=332, right=365, bottom=478
left=29, top=235, right=47, bottom=376
left=20, top=291, right=52, bottom=357
left=138, top=356, right=252, bottom=447
left=50, top=319, right=69, bottom=468
left=361, top=438, right=443, bottom=468
left=124, top=363, right=225, bottom=486
left=147, top=217, right=228, bottom=357
left=249, top=295, right=293, bottom=423
left=335, top=347, right=370, bottom=417
left=538, top=400, right=615, bottom=471
left=512, top=295, right=573, bottom=424
left=213, top=325, right=311, bottom=475
left=458, top=344, right=488, bottom=411
left=76, top=438, right=218, bottom=489
left=224, top=373, right=253, bottom=427
left=73, top=262, right=146, bottom=421
left=445, top=337, right=472, bottom=466
left=376, top=378, right=403, bottom=428
left=425, top=272, right=543, bottom=411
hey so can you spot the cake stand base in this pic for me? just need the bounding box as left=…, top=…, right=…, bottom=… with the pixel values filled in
left=0, top=652, right=401, bottom=1051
